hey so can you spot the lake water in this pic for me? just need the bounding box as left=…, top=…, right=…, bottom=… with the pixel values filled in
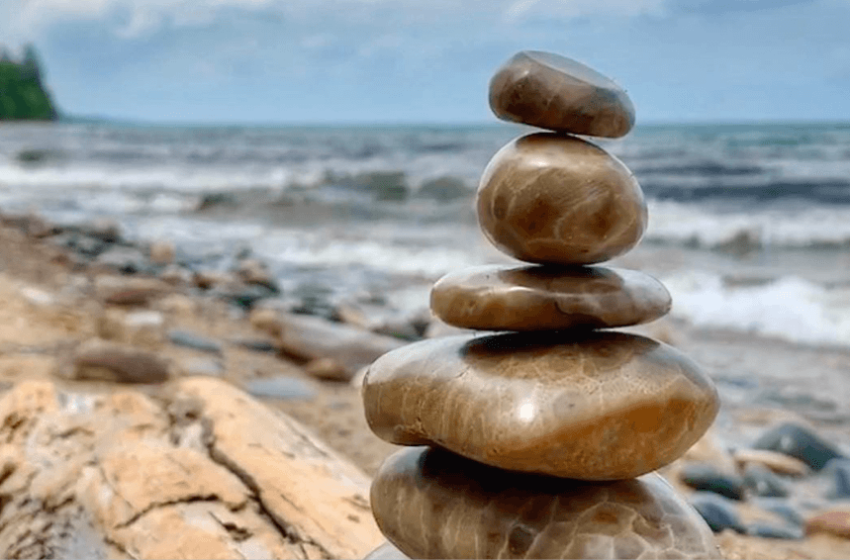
left=2, top=121, right=850, bottom=346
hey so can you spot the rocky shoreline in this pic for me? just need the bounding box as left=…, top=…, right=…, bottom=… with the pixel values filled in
left=2, top=210, right=850, bottom=558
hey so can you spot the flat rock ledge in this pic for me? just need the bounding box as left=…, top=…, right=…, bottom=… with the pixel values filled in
left=0, top=377, right=383, bottom=559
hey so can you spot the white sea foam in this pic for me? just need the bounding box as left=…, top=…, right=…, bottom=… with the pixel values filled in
left=663, top=270, right=850, bottom=347
left=648, top=200, right=850, bottom=249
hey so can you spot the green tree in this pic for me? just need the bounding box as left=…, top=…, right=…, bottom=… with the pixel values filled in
left=0, top=44, right=58, bottom=121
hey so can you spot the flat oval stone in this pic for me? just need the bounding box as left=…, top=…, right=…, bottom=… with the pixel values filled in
left=430, top=265, right=670, bottom=331
left=371, top=447, right=718, bottom=560
left=489, top=51, right=635, bottom=138
left=363, top=331, right=719, bottom=480
left=477, top=133, right=647, bottom=266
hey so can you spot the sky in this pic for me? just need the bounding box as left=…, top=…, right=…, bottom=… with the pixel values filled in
left=1, top=0, right=849, bottom=124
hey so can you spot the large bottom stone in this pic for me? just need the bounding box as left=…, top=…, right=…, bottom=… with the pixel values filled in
left=371, top=447, right=719, bottom=560
left=363, top=331, right=719, bottom=480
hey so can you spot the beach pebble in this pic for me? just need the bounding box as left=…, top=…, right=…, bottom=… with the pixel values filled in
left=70, top=339, right=170, bottom=383
left=753, top=497, right=806, bottom=527
left=742, top=463, right=789, bottom=498
left=97, top=309, right=165, bottom=346
left=168, top=330, right=222, bottom=354
left=679, top=463, right=745, bottom=500
left=823, top=458, right=850, bottom=500
left=733, top=448, right=811, bottom=477
left=489, top=50, right=635, bottom=137
left=95, top=276, right=172, bottom=306
left=149, top=240, right=175, bottom=265
left=304, top=358, right=349, bottom=382
left=746, top=522, right=804, bottom=540
left=19, top=286, right=55, bottom=307
left=216, top=284, right=278, bottom=310
left=371, top=447, right=718, bottom=559
left=477, top=133, right=646, bottom=266
left=250, top=307, right=284, bottom=337
left=244, top=377, right=317, bottom=401
left=806, top=509, right=850, bottom=539
left=689, top=492, right=746, bottom=534
left=752, top=422, right=843, bottom=471
left=363, top=331, right=718, bottom=480
left=430, top=265, right=670, bottom=331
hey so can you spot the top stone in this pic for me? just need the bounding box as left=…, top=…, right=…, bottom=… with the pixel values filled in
left=489, top=51, right=635, bottom=138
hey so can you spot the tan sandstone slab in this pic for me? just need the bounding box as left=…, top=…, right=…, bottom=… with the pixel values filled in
left=371, top=446, right=719, bottom=560
left=489, top=50, right=635, bottom=138
left=430, top=264, right=670, bottom=331
left=477, top=133, right=647, bottom=266
left=363, top=331, right=719, bottom=480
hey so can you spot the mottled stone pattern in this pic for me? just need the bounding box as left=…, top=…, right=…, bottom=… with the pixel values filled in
left=430, top=265, right=671, bottom=331
left=489, top=51, right=635, bottom=138
left=363, top=332, right=719, bottom=480
left=477, top=133, right=647, bottom=266
left=371, top=447, right=719, bottom=560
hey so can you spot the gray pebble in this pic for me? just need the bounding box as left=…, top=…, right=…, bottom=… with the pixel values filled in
left=244, top=377, right=316, bottom=401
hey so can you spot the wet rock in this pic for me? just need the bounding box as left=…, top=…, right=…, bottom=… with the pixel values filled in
left=277, top=312, right=406, bottom=381
left=149, top=240, right=176, bottom=265
left=733, top=448, right=811, bottom=477
left=68, top=339, right=170, bottom=383
left=244, top=377, right=317, bottom=401
left=168, top=330, right=222, bottom=355
left=680, top=463, right=746, bottom=500
left=192, top=269, right=233, bottom=291
left=824, top=458, right=850, bottom=500
left=746, top=522, right=804, bottom=540
left=305, top=357, right=349, bottom=382
left=250, top=307, right=284, bottom=337
left=690, top=492, right=746, bottom=534
left=753, top=422, right=844, bottom=471
left=743, top=463, right=789, bottom=498
left=195, top=192, right=239, bottom=212
left=806, top=509, right=850, bottom=539
left=74, top=235, right=106, bottom=257
left=94, top=276, right=172, bottom=306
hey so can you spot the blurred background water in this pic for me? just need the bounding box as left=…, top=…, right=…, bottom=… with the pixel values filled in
left=2, top=120, right=850, bottom=347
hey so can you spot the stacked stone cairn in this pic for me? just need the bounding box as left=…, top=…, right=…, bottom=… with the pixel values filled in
left=361, top=51, right=722, bottom=560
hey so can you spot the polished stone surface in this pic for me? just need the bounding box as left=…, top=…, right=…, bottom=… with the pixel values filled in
left=477, top=133, right=647, bottom=266
left=363, top=331, right=719, bottom=480
left=489, top=51, right=635, bottom=138
left=430, top=265, right=670, bottom=331
left=371, top=447, right=718, bottom=560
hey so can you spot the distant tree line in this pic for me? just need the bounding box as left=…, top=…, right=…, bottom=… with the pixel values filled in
left=0, top=45, right=58, bottom=121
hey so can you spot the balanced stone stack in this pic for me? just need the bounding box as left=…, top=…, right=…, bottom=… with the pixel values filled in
left=361, top=51, right=721, bottom=559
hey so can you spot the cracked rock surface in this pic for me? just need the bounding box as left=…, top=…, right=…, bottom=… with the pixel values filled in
left=0, top=377, right=383, bottom=559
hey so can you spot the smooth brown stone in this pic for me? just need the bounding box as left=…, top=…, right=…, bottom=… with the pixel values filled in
left=363, top=331, right=718, bottom=480
left=489, top=51, right=635, bottom=137
left=430, top=265, right=670, bottom=331
left=477, top=133, right=647, bottom=265
left=371, top=447, right=719, bottom=559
